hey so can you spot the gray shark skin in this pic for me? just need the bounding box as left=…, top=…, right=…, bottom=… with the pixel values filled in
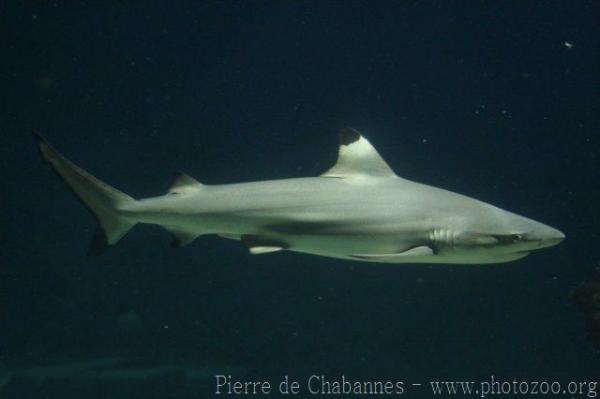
left=33, top=128, right=564, bottom=264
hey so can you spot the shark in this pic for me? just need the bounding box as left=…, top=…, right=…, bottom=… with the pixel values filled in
left=33, top=127, right=564, bottom=264
left=0, top=309, right=247, bottom=391
left=0, top=356, right=223, bottom=389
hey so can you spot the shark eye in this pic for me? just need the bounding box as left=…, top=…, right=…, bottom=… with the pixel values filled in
left=492, top=234, right=523, bottom=244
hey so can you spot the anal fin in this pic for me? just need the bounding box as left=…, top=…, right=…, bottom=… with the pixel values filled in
left=241, top=235, right=287, bottom=255
left=248, top=246, right=284, bottom=255
left=218, top=234, right=240, bottom=240
left=166, top=227, right=199, bottom=248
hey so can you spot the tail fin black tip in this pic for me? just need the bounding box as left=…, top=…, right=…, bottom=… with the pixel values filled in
left=339, top=127, right=361, bottom=146
left=34, top=133, right=137, bottom=254
left=32, top=130, right=47, bottom=159
left=87, top=226, right=110, bottom=256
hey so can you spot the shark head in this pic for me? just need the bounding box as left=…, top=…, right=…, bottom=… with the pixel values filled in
left=439, top=204, right=565, bottom=263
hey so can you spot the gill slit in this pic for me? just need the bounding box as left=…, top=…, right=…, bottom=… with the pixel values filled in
left=429, top=228, right=455, bottom=248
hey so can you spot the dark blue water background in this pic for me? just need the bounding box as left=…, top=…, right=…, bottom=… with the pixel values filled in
left=1, top=2, right=598, bottom=398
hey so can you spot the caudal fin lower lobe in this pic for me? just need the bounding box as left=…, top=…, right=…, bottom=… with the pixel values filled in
left=33, top=132, right=137, bottom=255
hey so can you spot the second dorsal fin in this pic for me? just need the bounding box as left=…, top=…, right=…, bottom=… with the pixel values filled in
left=169, top=172, right=203, bottom=195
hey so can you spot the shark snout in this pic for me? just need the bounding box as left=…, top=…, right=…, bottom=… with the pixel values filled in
left=535, top=226, right=565, bottom=249
left=553, top=229, right=565, bottom=241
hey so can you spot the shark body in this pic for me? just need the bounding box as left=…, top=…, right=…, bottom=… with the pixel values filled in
left=0, top=309, right=246, bottom=391
left=34, top=128, right=564, bottom=264
left=0, top=354, right=240, bottom=388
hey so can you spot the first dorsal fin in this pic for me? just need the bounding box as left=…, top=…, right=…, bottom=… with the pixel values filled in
left=321, top=127, right=397, bottom=179
left=169, top=172, right=203, bottom=195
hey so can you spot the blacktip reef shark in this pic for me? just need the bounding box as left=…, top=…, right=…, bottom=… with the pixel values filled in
left=0, top=309, right=247, bottom=390
left=33, top=128, right=564, bottom=264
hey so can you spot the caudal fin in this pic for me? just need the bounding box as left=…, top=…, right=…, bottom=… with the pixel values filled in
left=33, top=132, right=137, bottom=255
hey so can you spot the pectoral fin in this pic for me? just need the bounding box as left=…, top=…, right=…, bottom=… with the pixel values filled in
left=351, top=246, right=434, bottom=260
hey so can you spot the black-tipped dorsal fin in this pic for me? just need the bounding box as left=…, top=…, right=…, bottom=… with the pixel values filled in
left=321, top=127, right=397, bottom=179
left=169, top=172, right=203, bottom=195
